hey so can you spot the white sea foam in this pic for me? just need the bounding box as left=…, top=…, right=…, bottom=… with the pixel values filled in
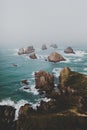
left=73, top=58, right=82, bottom=62
left=75, top=50, right=86, bottom=57
left=13, top=49, right=19, bottom=56
left=61, top=57, right=71, bottom=63
left=0, top=98, right=28, bottom=120
left=30, top=97, right=51, bottom=109
left=84, top=68, right=87, bottom=71
left=36, top=54, right=48, bottom=60
left=20, top=84, right=39, bottom=95
left=52, top=68, right=62, bottom=77
left=0, top=97, right=51, bottom=119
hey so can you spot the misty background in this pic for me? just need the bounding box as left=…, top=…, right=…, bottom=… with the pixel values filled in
left=0, top=0, right=87, bottom=48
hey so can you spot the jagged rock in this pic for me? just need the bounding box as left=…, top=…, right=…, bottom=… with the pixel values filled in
left=19, top=104, right=34, bottom=116
left=18, top=48, right=25, bottom=55
left=24, top=86, right=30, bottom=90
left=18, top=46, right=35, bottom=55
left=48, top=52, right=65, bottom=63
left=17, top=104, right=87, bottom=130
left=24, top=46, right=35, bottom=54
left=21, top=79, right=29, bottom=85
left=29, top=53, right=37, bottom=59
left=41, top=44, right=47, bottom=50
left=59, top=67, right=87, bottom=96
left=0, top=105, right=16, bottom=130
left=35, top=70, right=54, bottom=93
left=50, top=44, right=58, bottom=48
left=64, top=47, right=75, bottom=54
left=37, top=100, right=57, bottom=113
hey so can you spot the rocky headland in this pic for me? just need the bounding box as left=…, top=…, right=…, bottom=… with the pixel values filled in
left=0, top=67, right=87, bottom=130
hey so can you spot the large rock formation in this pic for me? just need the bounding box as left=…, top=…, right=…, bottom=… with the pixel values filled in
left=19, top=104, right=34, bottom=116
left=59, top=67, right=87, bottom=93
left=50, top=44, right=58, bottom=48
left=0, top=105, right=16, bottom=130
left=18, top=46, right=35, bottom=55
left=24, top=46, right=35, bottom=54
left=48, top=52, right=65, bottom=63
left=29, top=53, right=37, bottom=59
left=17, top=103, right=87, bottom=130
left=35, top=70, right=54, bottom=93
left=64, top=47, right=75, bottom=54
left=1, top=68, right=87, bottom=130
left=18, top=48, right=25, bottom=55
left=41, top=44, right=47, bottom=50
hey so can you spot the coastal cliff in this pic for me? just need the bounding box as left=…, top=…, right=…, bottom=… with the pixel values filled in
left=0, top=67, right=87, bottom=130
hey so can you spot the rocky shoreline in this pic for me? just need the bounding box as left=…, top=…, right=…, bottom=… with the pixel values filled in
left=0, top=67, right=87, bottom=130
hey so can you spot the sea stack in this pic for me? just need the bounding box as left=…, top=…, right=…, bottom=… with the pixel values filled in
left=29, top=53, right=37, bottom=59
left=18, top=46, right=35, bottom=55
left=35, top=70, right=54, bottom=93
left=50, top=44, right=58, bottom=48
left=24, top=46, right=35, bottom=54
left=48, top=52, right=65, bottom=63
left=64, top=47, right=75, bottom=54
left=41, top=44, right=47, bottom=50
left=18, top=48, right=25, bottom=55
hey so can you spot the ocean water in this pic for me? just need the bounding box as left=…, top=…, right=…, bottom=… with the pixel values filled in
left=0, top=46, right=87, bottom=119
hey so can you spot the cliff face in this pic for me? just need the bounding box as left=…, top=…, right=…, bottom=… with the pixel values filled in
left=59, top=67, right=87, bottom=96
left=35, top=70, right=54, bottom=93
left=1, top=68, right=87, bottom=130
left=0, top=105, right=16, bottom=130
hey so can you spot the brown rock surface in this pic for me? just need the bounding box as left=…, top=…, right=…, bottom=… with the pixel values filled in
left=29, top=53, right=37, bottom=59
left=50, top=44, right=58, bottom=48
left=64, top=47, right=75, bottom=54
left=41, top=44, right=47, bottom=50
left=24, top=46, right=35, bottom=54
left=48, top=52, right=65, bottom=62
left=18, top=48, right=25, bottom=55
left=0, top=105, right=16, bottom=130
left=21, top=79, right=29, bottom=85
left=18, top=46, right=35, bottom=55
left=59, top=67, right=87, bottom=95
left=19, top=104, right=34, bottom=116
left=35, top=70, right=54, bottom=92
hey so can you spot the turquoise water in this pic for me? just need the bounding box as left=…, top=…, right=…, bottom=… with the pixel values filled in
left=0, top=47, right=87, bottom=105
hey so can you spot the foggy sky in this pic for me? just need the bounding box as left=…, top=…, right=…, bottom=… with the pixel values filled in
left=0, top=0, right=87, bottom=48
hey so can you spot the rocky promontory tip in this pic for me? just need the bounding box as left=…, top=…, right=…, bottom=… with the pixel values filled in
left=18, top=46, right=35, bottom=55
left=1, top=68, right=87, bottom=130
left=64, top=47, right=75, bottom=54
left=59, top=67, right=87, bottom=91
left=48, top=52, right=65, bottom=62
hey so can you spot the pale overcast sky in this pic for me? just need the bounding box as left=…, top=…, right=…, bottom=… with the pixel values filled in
left=0, top=0, right=87, bottom=48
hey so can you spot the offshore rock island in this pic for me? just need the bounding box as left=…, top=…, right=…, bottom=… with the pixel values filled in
left=0, top=67, right=87, bottom=130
